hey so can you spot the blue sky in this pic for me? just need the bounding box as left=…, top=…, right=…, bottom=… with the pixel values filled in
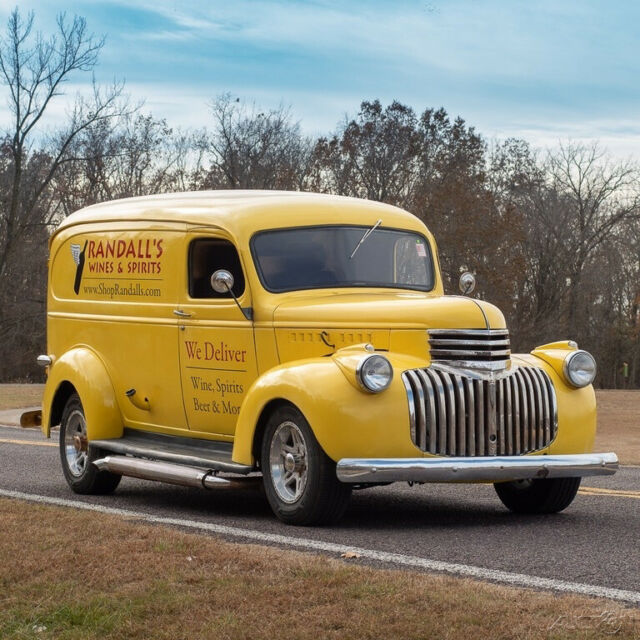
left=2, top=0, right=639, bottom=156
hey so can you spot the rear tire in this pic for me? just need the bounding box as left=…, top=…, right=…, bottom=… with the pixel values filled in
left=261, top=405, right=351, bottom=525
left=59, top=393, right=121, bottom=495
left=494, top=477, right=581, bottom=514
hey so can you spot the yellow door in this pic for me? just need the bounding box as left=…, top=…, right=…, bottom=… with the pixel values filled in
left=177, top=232, right=257, bottom=439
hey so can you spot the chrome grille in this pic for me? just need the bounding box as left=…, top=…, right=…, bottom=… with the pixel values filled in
left=428, top=329, right=511, bottom=370
left=402, top=366, right=557, bottom=456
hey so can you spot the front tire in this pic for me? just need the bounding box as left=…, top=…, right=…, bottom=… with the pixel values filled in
left=59, top=393, right=121, bottom=495
left=261, top=405, right=351, bottom=525
left=494, top=477, right=581, bottom=514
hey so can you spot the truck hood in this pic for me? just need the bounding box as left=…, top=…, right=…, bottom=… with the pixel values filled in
left=272, top=291, right=506, bottom=330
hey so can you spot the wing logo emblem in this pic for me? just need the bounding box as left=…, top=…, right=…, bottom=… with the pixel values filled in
left=71, top=243, right=82, bottom=265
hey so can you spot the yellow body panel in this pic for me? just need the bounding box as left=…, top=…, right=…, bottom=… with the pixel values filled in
left=41, top=190, right=598, bottom=471
left=42, top=347, right=122, bottom=441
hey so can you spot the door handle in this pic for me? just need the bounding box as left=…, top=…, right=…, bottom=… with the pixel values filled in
left=173, top=309, right=192, bottom=318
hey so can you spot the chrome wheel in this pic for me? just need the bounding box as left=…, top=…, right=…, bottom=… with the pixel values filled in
left=269, top=420, right=308, bottom=504
left=63, top=408, right=88, bottom=477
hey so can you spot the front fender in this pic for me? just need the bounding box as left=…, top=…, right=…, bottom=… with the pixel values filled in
left=42, top=347, right=123, bottom=441
left=232, top=352, right=427, bottom=467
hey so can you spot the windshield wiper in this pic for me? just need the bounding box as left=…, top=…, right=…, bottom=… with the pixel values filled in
left=349, top=219, right=382, bottom=259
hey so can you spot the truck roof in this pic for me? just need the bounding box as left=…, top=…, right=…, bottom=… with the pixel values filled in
left=53, top=190, right=429, bottom=242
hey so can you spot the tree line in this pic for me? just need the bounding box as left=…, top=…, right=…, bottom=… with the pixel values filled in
left=1, top=9, right=639, bottom=387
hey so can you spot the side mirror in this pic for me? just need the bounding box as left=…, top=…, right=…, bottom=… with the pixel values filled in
left=209, top=269, right=253, bottom=322
left=459, top=271, right=476, bottom=296
left=211, top=269, right=234, bottom=294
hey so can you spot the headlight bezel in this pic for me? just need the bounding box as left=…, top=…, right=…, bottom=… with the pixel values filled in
left=563, top=350, right=597, bottom=388
left=356, top=354, right=393, bottom=393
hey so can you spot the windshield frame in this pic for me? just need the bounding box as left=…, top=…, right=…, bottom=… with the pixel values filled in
left=250, top=224, right=436, bottom=294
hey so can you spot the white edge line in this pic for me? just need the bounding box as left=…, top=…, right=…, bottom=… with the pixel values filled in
left=1, top=488, right=639, bottom=606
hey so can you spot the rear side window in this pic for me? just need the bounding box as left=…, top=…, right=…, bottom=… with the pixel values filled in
left=188, top=239, right=245, bottom=299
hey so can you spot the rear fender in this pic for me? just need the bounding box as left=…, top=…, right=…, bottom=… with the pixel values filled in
left=42, top=347, right=123, bottom=441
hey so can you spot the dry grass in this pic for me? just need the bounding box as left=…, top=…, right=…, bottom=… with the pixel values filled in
left=0, top=384, right=44, bottom=410
left=0, top=498, right=637, bottom=640
left=595, top=391, right=640, bottom=465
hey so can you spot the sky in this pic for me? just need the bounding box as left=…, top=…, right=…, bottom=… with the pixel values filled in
left=1, top=0, right=639, bottom=157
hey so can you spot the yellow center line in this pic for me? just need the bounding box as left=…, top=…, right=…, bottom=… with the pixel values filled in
left=0, top=438, right=56, bottom=448
left=580, top=487, right=640, bottom=499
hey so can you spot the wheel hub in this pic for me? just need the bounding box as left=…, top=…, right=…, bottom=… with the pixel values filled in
left=269, top=420, right=308, bottom=504
left=73, top=434, right=88, bottom=452
left=284, top=452, right=296, bottom=473
left=64, top=409, right=88, bottom=477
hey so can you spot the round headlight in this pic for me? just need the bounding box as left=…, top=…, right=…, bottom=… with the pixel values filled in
left=563, top=350, right=597, bottom=388
left=357, top=355, right=393, bottom=393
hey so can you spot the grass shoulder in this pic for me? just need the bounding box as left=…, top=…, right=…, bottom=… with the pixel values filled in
left=0, top=497, right=638, bottom=639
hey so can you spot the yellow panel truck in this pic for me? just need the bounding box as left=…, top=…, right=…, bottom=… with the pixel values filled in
left=32, top=191, right=618, bottom=524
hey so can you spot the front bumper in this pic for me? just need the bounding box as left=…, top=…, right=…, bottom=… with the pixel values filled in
left=336, top=452, right=618, bottom=484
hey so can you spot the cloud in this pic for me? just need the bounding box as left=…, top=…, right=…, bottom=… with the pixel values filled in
left=1, top=0, right=638, bottom=160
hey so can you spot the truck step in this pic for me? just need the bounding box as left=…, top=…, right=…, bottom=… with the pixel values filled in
left=90, top=428, right=253, bottom=475
left=93, top=455, right=259, bottom=489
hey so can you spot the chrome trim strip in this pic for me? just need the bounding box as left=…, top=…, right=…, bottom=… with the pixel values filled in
left=336, top=453, right=619, bottom=483
left=428, top=329, right=509, bottom=336
left=429, top=348, right=512, bottom=358
left=428, top=339, right=510, bottom=347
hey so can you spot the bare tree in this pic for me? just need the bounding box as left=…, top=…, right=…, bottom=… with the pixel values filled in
left=52, top=113, right=190, bottom=214
left=0, top=8, right=127, bottom=380
left=0, top=8, right=127, bottom=277
left=201, top=93, right=313, bottom=191
left=312, top=100, right=420, bottom=206
left=546, top=142, right=640, bottom=335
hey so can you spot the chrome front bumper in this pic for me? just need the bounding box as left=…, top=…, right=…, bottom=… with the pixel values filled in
left=336, top=452, right=619, bottom=484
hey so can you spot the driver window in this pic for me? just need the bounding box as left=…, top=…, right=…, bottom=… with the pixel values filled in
left=188, top=238, right=246, bottom=299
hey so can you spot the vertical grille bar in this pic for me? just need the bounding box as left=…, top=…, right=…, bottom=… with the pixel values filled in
left=527, top=368, right=544, bottom=450
left=464, top=377, right=476, bottom=455
left=531, top=368, right=551, bottom=447
left=425, top=369, right=446, bottom=455
left=453, top=375, right=466, bottom=456
left=510, top=373, right=520, bottom=454
left=515, top=369, right=529, bottom=452
left=436, top=370, right=457, bottom=456
left=416, top=369, right=437, bottom=453
left=505, top=375, right=513, bottom=455
left=487, top=381, right=497, bottom=455
left=404, top=371, right=423, bottom=449
left=475, top=379, right=485, bottom=456
left=497, top=378, right=506, bottom=455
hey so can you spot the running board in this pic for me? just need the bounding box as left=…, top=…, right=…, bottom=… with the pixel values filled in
left=90, top=428, right=252, bottom=475
left=93, top=456, right=259, bottom=490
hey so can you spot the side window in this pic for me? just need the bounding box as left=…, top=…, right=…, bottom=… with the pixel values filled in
left=188, top=238, right=246, bottom=299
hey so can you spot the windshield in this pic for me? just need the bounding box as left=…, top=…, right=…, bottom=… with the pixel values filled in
left=251, top=225, right=435, bottom=292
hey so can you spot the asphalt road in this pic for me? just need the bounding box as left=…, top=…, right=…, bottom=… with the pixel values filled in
left=1, top=423, right=638, bottom=599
